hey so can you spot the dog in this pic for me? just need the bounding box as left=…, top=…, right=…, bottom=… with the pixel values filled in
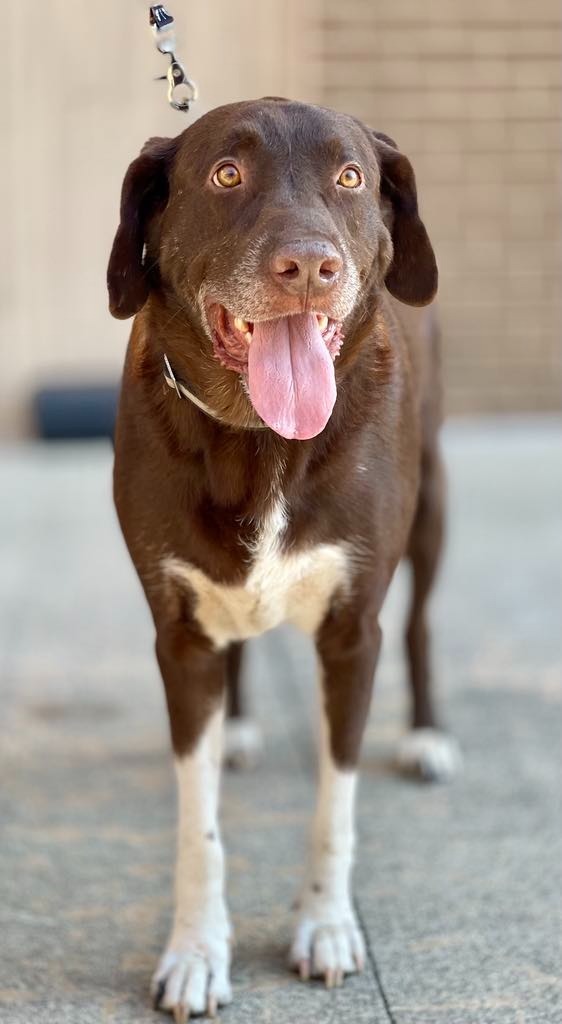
left=107, top=97, right=461, bottom=1018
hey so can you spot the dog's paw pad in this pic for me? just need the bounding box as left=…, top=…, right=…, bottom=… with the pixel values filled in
left=152, top=940, right=232, bottom=1018
left=290, top=910, right=365, bottom=986
left=396, top=727, right=462, bottom=782
left=223, top=718, right=263, bottom=770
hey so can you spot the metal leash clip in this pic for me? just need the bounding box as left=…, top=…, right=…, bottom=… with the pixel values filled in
left=149, top=5, right=198, bottom=112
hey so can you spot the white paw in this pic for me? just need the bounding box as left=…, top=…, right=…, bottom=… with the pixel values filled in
left=396, top=727, right=462, bottom=782
left=223, top=718, right=263, bottom=770
left=290, top=897, right=365, bottom=987
left=152, top=919, right=232, bottom=1019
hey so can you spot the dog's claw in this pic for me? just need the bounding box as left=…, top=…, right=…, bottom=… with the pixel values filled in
left=173, top=1005, right=187, bottom=1024
left=291, top=910, right=365, bottom=986
left=153, top=979, right=166, bottom=1010
left=207, top=995, right=218, bottom=1018
left=298, top=958, right=310, bottom=981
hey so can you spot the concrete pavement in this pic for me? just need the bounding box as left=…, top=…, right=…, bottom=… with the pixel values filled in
left=1, top=418, right=560, bottom=1023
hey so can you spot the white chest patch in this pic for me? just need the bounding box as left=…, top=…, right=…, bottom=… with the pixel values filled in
left=162, top=502, right=350, bottom=649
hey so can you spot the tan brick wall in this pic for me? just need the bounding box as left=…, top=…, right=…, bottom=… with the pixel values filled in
left=311, top=0, right=562, bottom=413
left=1, top=1, right=559, bottom=434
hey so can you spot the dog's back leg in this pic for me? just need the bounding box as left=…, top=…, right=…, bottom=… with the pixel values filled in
left=224, top=642, right=263, bottom=769
left=226, top=642, right=245, bottom=718
left=406, top=443, right=445, bottom=730
left=397, top=442, right=462, bottom=780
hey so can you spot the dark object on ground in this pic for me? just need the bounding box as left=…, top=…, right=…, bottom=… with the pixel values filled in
left=32, top=383, right=119, bottom=440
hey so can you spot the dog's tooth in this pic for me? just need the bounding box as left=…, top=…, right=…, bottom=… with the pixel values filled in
left=317, top=314, right=328, bottom=331
left=244, top=332, right=252, bottom=344
left=234, top=317, right=249, bottom=333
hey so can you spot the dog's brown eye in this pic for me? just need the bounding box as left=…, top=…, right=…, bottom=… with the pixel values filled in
left=337, top=166, right=363, bottom=189
left=213, top=163, right=242, bottom=188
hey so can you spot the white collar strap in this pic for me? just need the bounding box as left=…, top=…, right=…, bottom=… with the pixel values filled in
left=163, top=354, right=222, bottom=421
left=163, top=354, right=267, bottom=430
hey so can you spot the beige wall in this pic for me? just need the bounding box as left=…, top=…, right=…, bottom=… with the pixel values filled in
left=1, top=1, right=560, bottom=436
left=313, top=0, right=562, bottom=414
left=0, top=0, right=314, bottom=437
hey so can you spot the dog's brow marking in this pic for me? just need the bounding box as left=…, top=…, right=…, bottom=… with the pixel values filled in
left=162, top=501, right=351, bottom=649
left=287, top=132, right=294, bottom=185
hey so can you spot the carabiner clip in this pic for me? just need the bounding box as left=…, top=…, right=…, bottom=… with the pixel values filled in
left=149, top=5, right=197, bottom=113
left=166, top=59, right=198, bottom=112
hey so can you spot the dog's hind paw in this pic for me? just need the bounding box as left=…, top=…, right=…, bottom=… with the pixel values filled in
left=223, top=717, right=263, bottom=770
left=396, top=727, right=462, bottom=782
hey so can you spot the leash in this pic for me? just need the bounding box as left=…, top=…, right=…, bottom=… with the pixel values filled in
left=149, top=9, right=258, bottom=429
left=149, top=5, right=198, bottom=112
left=149, top=8, right=217, bottom=421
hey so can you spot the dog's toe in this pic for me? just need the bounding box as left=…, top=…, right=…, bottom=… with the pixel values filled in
left=396, top=727, right=462, bottom=782
left=223, top=718, right=263, bottom=770
left=290, top=909, right=365, bottom=985
left=152, top=941, right=232, bottom=1019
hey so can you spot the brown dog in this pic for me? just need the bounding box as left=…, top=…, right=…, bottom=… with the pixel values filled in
left=108, top=98, right=461, bottom=1018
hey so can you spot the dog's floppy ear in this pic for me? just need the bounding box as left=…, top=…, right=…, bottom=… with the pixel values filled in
left=107, top=136, right=180, bottom=319
left=370, top=131, right=437, bottom=307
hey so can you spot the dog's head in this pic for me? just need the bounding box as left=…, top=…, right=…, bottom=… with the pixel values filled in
left=108, top=99, right=436, bottom=440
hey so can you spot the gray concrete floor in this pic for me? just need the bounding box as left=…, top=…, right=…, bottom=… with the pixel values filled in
left=1, top=418, right=561, bottom=1024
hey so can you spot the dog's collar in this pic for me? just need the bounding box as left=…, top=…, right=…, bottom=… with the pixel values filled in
left=163, top=354, right=267, bottom=430
left=163, top=354, right=222, bottom=421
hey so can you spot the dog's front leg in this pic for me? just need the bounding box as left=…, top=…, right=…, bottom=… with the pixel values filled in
left=291, top=600, right=381, bottom=986
left=152, top=629, right=232, bottom=1019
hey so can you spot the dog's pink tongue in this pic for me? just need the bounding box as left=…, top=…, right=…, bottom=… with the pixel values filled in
left=248, top=312, right=336, bottom=440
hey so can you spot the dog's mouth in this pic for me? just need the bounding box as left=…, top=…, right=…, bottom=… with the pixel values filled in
left=207, top=303, right=344, bottom=440
left=208, top=305, right=343, bottom=371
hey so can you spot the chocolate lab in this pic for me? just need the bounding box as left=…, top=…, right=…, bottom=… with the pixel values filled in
left=108, top=98, right=461, bottom=1018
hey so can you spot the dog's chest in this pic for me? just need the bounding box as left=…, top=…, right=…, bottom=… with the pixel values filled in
left=163, top=504, right=349, bottom=649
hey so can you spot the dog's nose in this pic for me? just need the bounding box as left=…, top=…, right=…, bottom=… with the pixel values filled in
left=270, top=240, right=342, bottom=296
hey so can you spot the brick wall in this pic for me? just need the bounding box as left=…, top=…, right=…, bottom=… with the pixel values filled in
left=310, top=0, right=561, bottom=413
left=2, top=2, right=559, bottom=434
